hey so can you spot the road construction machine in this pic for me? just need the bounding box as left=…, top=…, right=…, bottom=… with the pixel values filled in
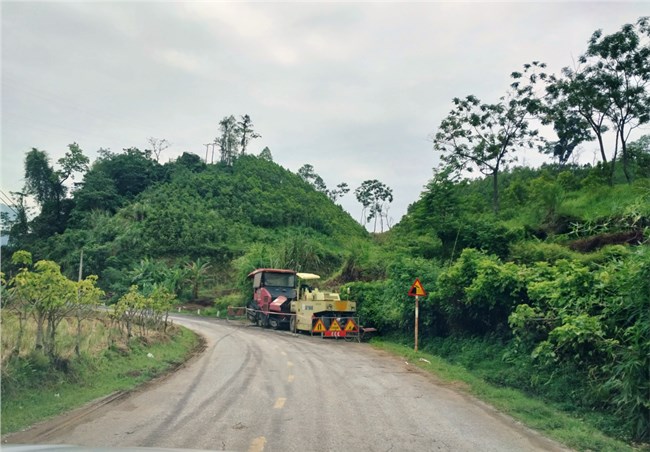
left=246, top=268, right=361, bottom=338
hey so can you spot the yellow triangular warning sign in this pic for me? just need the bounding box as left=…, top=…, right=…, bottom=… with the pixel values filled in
left=328, top=319, right=342, bottom=332
left=344, top=319, right=358, bottom=332
left=312, top=318, right=326, bottom=333
left=408, top=278, right=427, bottom=297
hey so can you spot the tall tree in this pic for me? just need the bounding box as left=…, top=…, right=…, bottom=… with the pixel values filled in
left=354, top=179, right=393, bottom=232
left=259, top=146, right=273, bottom=161
left=24, top=148, right=56, bottom=206
left=237, top=115, right=261, bottom=154
left=328, top=182, right=350, bottom=203
left=24, top=143, right=89, bottom=235
left=542, top=102, right=594, bottom=165
left=297, top=164, right=328, bottom=193
left=217, top=115, right=240, bottom=166
left=147, top=137, right=171, bottom=162
left=184, top=258, right=212, bottom=301
left=582, top=17, right=650, bottom=182
left=432, top=70, right=542, bottom=214
left=546, top=68, right=611, bottom=165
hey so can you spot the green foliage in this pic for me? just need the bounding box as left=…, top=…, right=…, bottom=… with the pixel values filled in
left=345, top=256, right=440, bottom=335
left=112, top=284, right=177, bottom=339
left=432, top=249, right=524, bottom=335
left=1, top=326, right=198, bottom=435
left=509, top=241, right=577, bottom=264
left=432, top=63, right=545, bottom=213
left=11, top=250, right=33, bottom=267
left=505, top=249, right=650, bottom=441
left=6, top=256, right=104, bottom=357
left=354, top=179, right=394, bottom=232
left=184, top=258, right=212, bottom=301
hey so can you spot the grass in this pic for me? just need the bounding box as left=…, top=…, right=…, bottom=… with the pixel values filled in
left=1, top=326, right=200, bottom=435
left=371, top=338, right=641, bottom=452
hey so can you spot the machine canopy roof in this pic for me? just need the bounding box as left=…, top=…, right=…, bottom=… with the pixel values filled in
left=296, top=272, right=320, bottom=280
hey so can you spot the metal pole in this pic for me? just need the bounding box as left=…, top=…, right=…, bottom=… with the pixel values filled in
left=78, top=249, right=84, bottom=282
left=415, top=295, right=419, bottom=352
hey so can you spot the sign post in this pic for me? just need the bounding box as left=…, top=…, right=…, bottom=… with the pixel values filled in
left=408, top=278, right=427, bottom=352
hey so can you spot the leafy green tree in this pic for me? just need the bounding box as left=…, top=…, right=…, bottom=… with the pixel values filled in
left=582, top=17, right=650, bottom=183
left=149, top=285, right=176, bottom=332
left=24, top=143, right=89, bottom=231
left=128, top=258, right=169, bottom=294
left=8, top=255, right=100, bottom=357
left=24, top=148, right=57, bottom=206
left=354, top=180, right=393, bottom=232
left=57, top=142, right=90, bottom=187
left=73, top=274, right=103, bottom=356
left=113, top=285, right=146, bottom=339
left=72, top=147, right=161, bottom=216
left=3, top=251, right=33, bottom=354
left=259, top=146, right=273, bottom=161
left=73, top=170, right=122, bottom=213
left=546, top=68, right=611, bottom=165
left=328, top=182, right=350, bottom=203
left=184, top=258, right=212, bottom=301
left=217, top=115, right=240, bottom=166
left=237, top=114, right=261, bottom=154
left=297, top=164, right=328, bottom=193
left=627, top=134, right=650, bottom=177
left=432, top=85, right=542, bottom=213
left=174, top=152, right=206, bottom=173
left=297, top=163, right=349, bottom=203
left=541, top=103, right=593, bottom=165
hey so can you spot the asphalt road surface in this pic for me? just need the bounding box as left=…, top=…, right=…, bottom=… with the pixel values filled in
left=5, top=316, right=570, bottom=451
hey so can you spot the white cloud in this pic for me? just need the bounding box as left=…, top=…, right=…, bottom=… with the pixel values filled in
left=155, top=48, right=204, bottom=74
left=2, top=2, right=649, bottom=224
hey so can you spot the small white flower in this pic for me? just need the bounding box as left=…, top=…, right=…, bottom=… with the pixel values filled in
left=147, top=353, right=154, bottom=358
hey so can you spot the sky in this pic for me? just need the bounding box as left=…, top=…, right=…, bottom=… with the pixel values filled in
left=1, top=2, right=649, bottom=228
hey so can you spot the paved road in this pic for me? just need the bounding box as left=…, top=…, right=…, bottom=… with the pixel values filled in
left=6, top=316, right=569, bottom=451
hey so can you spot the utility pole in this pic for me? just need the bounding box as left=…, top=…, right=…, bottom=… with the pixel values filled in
left=211, top=142, right=218, bottom=164
left=78, top=249, right=84, bottom=282
left=204, top=143, right=211, bottom=164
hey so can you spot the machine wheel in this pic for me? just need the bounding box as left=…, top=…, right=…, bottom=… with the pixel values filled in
left=257, top=313, right=268, bottom=328
left=268, top=316, right=280, bottom=330
left=290, top=316, right=297, bottom=334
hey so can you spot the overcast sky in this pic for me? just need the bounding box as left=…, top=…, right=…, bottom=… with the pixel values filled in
left=2, top=2, right=648, bottom=227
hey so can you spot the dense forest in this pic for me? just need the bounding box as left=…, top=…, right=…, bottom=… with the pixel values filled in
left=2, top=17, right=649, bottom=445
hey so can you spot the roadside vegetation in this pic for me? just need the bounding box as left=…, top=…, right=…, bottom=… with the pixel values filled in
left=373, top=340, right=634, bottom=452
left=1, top=251, right=200, bottom=435
left=1, top=17, right=649, bottom=449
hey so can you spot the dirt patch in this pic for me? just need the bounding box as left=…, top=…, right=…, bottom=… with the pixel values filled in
left=569, top=229, right=645, bottom=252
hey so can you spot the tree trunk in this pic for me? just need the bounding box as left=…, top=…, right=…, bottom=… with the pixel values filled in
left=620, top=126, right=631, bottom=184
left=75, top=313, right=82, bottom=357
left=492, top=170, right=499, bottom=214
left=596, top=131, right=608, bottom=164
left=34, top=312, right=45, bottom=352
left=13, top=310, right=27, bottom=355
left=46, top=312, right=61, bottom=357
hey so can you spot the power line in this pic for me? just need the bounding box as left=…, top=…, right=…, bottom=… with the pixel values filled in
left=0, top=190, right=19, bottom=216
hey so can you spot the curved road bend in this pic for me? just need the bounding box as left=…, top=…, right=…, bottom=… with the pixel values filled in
left=6, top=316, right=570, bottom=452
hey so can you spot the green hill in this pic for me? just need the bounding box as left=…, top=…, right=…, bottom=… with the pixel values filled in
left=5, top=151, right=370, bottom=299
